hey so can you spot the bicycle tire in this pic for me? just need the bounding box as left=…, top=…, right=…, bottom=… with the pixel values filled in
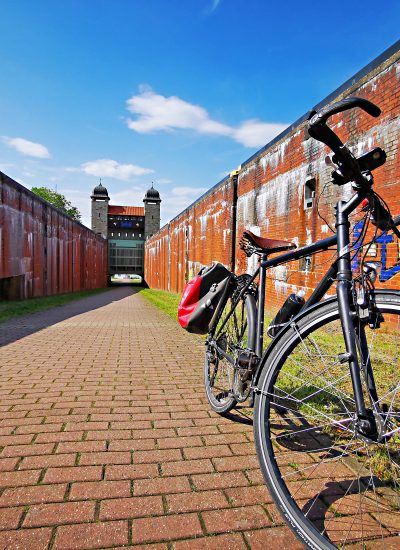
left=254, top=291, right=400, bottom=549
left=204, top=292, right=256, bottom=415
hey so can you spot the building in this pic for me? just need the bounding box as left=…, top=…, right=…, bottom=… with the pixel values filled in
left=91, top=182, right=161, bottom=282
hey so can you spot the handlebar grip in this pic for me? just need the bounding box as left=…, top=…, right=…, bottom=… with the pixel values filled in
left=308, top=97, right=381, bottom=127
left=308, top=123, right=344, bottom=153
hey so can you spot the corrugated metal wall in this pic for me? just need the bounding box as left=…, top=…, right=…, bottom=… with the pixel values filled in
left=0, top=172, right=108, bottom=300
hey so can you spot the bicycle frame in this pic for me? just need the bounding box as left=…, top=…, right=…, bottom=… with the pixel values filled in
left=209, top=184, right=378, bottom=423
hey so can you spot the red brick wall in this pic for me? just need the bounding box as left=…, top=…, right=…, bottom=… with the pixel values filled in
left=145, top=46, right=400, bottom=310
left=0, top=172, right=108, bottom=299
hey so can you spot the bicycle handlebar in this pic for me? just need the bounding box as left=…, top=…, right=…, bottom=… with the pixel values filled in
left=307, top=98, right=400, bottom=237
left=308, top=97, right=380, bottom=157
left=308, top=97, right=381, bottom=128
left=307, top=97, right=382, bottom=188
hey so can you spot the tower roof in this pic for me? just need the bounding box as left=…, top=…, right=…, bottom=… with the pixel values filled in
left=143, top=184, right=161, bottom=203
left=108, top=205, right=144, bottom=216
left=91, top=182, right=109, bottom=199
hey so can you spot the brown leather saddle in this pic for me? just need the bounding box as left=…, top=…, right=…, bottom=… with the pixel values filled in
left=240, top=230, right=296, bottom=257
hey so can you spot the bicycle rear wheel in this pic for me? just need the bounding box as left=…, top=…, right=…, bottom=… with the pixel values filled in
left=254, top=291, right=400, bottom=549
left=204, top=291, right=255, bottom=414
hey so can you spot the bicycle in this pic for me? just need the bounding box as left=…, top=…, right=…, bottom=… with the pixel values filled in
left=204, top=97, right=400, bottom=549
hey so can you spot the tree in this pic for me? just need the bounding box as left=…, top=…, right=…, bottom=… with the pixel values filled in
left=31, top=187, right=82, bottom=221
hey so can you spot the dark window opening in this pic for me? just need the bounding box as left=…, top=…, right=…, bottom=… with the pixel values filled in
left=299, top=255, right=313, bottom=272
left=304, top=178, right=316, bottom=209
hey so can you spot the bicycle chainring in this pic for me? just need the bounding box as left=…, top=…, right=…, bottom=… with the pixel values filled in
left=232, top=369, right=252, bottom=402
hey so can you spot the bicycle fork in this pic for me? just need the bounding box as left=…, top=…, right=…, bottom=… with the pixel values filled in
left=335, top=197, right=380, bottom=439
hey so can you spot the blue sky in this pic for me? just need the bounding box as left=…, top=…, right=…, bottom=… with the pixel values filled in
left=1, top=0, right=399, bottom=227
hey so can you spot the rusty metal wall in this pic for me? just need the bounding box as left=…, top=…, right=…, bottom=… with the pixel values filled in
left=0, top=172, right=108, bottom=300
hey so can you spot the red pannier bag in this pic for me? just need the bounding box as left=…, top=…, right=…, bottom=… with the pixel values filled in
left=178, top=262, right=233, bottom=334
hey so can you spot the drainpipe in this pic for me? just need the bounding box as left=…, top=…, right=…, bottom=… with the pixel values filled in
left=167, top=224, right=171, bottom=292
left=230, top=169, right=240, bottom=274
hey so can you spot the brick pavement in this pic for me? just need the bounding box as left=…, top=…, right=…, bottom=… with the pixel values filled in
left=0, top=287, right=301, bottom=549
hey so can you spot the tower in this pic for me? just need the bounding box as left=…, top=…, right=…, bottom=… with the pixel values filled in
left=91, top=182, right=110, bottom=238
left=143, top=184, right=161, bottom=239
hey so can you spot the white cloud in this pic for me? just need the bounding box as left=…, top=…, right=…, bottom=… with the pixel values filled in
left=232, top=120, right=288, bottom=148
left=3, top=137, right=50, bottom=158
left=81, top=159, right=154, bottom=181
left=126, top=88, right=288, bottom=148
left=127, top=90, right=231, bottom=136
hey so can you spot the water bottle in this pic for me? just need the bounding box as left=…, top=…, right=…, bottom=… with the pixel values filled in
left=267, top=290, right=305, bottom=338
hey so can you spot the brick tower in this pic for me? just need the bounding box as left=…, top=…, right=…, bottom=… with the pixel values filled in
left=143, top=184, right=161, bottom=239
left=91, top=182, right=110, bottom=238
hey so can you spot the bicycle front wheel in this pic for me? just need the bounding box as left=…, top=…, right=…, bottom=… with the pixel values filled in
left=205, top=292, right=256, bottom=415
left=254, top=291, right=400, bottom=549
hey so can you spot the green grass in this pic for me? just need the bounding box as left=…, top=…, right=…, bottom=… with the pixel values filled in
left=0, top=288, right=110, bottom=323
left=140, top=288, right=181, bottom=321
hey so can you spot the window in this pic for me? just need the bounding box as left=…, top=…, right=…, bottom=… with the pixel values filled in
left=304, top=178, right=316, bottom=209
left=299, top=256, right=313, bottom=272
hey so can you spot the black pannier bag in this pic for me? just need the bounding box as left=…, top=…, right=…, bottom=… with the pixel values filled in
left=178, top=262, right=233, bottom=334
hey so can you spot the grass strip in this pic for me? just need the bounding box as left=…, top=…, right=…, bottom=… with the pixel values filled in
left=0, top=288, right=109, bottom=322
left=140, top=288, right=181, bottom=321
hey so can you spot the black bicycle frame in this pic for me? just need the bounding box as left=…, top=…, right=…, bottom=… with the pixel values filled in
left=209, top=232, right=338, bottom=353
left=209, top=185, right=375, bottom=419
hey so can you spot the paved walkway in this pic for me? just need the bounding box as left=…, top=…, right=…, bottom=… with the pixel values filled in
left=0, top=287, right=301, bottom=550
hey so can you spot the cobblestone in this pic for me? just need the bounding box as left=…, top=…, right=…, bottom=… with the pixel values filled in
left=0, top=287, right=300, bottom=548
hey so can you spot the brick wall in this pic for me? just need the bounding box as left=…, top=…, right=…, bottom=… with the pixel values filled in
left=145, top=42, right=400, bottom=311
left=145, top=178, right=235, bottom=294
left=0, top=172, right=108, bottom=300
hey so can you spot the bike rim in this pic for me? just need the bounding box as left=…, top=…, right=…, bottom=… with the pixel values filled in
left=256, top=298, right=400, bottom=549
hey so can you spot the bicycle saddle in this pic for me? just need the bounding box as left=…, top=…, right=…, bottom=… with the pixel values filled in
left=240, top=230, right=297, bottom=257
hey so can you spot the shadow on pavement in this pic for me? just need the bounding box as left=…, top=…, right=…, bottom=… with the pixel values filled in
left=224, top=406, right=253, bottom=426
left=0, top=286, right=142, bottom=348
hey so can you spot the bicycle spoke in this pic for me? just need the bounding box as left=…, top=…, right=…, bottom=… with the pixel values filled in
left=255, top=299, right=400, bottom=548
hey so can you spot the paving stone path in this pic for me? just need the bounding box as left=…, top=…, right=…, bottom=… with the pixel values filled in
left=0, top=287, right=303, bottom=549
